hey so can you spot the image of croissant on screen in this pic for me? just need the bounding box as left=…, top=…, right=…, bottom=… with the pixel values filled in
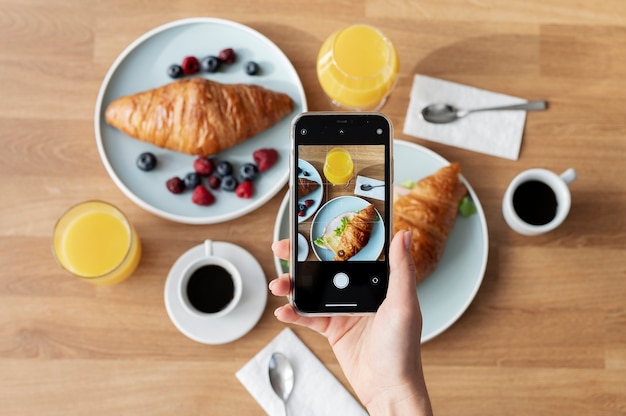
left=393, top=163, right=467, bottom=283
left=104, top=78, right=295, bottom=156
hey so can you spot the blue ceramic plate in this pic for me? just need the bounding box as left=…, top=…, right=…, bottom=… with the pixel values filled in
left=273, top=140, right=488, bottom=342
left=94, top=17, right=306, bottom=224
left=310, top=196, right=384, bottom=261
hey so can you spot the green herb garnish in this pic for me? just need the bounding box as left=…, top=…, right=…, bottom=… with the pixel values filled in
left=313, top=237, right=326, bottom=248
left=458, top=195, right=477, bottom=217
left=334, top=217, right=350, bottom=236
left=401, top=178, right=415, bottom=189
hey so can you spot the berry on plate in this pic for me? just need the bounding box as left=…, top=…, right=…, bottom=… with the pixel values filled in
left=221, top=175, right=238, bottom=192
left=236, top=180, right=254, bottom=199
left=218, top=48, right=236, bottom=64
left=245, top=61, right=259, bottom=75
left=137, top=152, right=157, bottom=171
left=192, top=185, right=215, bottom=206
left=253, top=148, right=279, bottom=172
left=239, top=162, right=259, bottom=181
left=193, top=156, right=215, bottom=176
left=215, top=160, right=233, bottom=177
left=181, top=56, right=200, bottom=75
left=207, top=175, right=221, bottom=189
left=200, top=55, right=221, bottom=73
left=166, top=177, right=185, bottom=194
left=167, top=64, right=184, bottom=79
left=184, top=172, right=201, bottom=190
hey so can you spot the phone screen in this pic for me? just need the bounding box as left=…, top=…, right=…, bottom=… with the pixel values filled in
left=290, top=112, right=392, bottom=314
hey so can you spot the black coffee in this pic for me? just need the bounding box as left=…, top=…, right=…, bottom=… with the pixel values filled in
left=186, top=265, right=235, bottom=314
left=512, top=180, right=558, bottom=225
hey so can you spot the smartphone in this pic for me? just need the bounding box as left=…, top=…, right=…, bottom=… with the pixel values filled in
left=289, top=112, right=393, bottom=314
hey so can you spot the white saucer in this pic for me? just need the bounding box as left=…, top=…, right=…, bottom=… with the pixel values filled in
left=164, top=241, right=267, bottom=344
left=297, top=233, right=309, bottom=261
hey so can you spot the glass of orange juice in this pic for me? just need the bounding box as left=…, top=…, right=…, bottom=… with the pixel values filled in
left=52, top=201, right=141, bottom=285
left=323, top=147, right=354, bottom=186
left=317, top=24, right=399, bottom=111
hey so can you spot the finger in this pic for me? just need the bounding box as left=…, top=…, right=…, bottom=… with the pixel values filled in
left=387, top=230, right=419, bottom=303
left=268, top=274, right=291, bottom=296
left=274, top=304, right=331, bottom=335
left=271, top=239, right=290, bottom=260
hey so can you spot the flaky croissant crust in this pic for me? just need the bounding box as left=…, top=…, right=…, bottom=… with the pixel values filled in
left=393, top=163, right=467, bottom=282
left=335, top=204, right=377, bottom=261
left=104, top=78, right=294, bottom=156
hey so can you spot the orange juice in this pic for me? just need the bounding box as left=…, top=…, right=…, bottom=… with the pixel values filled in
left=53, top=201, right=141, bottom=285
left=323, top=148, right=354, bottom=185
left=317, top=24, right=399, bottom=110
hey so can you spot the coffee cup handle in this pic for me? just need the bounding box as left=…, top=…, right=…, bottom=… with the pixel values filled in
left=204, top=240, right=214, bottom=257
left=560, top=168, right=577, bottom=185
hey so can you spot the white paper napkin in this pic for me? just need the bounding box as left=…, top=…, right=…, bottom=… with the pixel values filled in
left=354, top=175, right=385, bottom=201
left=236, top=328, right=367, bottom=416
left=403, top=74, right=527, bottom=160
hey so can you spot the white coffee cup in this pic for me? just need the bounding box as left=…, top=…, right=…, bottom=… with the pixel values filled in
left=178, top=240, right=242, bottom=318
left=502, top=168, right=577, bottom=236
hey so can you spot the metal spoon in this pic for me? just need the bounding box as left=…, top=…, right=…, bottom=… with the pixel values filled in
left=268, top=352, right=294, bottom=416
left=360, top=183, right=385, bottom=191
left=421, top=99, right=547, bottom=124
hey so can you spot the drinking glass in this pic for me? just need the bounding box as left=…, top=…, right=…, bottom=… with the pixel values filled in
left=316, top=24, right=399, bottom=111
left=323, top=147, right=354, bottom=186
left=52, top=201, right=141, bottom=285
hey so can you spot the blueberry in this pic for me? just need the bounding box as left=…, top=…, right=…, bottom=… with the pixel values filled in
left=137, top=152, right=157, bottom=171
left=298, top=203, right=306, bottom=212
left=239, top=163, right=259, bottom=181
left=167, top=64, right=183, bottom=79
left=184, top=172, right=201, bottom=190
left=215, top=161, right=233, bottom=177
left=200, top=56, right=221, bottom=73
left=245, top=61, right=259, bottom=75
left=221, top=175, right=238, bottom=192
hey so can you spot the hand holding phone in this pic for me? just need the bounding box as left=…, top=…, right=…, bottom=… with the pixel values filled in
left=290, top=112, right=393, bottom=314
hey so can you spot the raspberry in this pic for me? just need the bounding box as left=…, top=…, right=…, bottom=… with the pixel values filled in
left=235, top=180, right=254, bottom=199
left=193, top=156, right=214, bottom=176
left=192, top=185, right=215, bottom=206
left=166, top=177, right=185, bottom=194
left=218, top=48, right=236, bottom=64
left=253, top=148, right=279, bottom=172
left=207, top=175, right=221, bottom=189
left=304, top=199, right=314, bottom=207
left=181, top=56, right=200, bottom=75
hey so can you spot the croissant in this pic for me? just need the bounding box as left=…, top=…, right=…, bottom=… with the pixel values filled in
left=393, top=163, right=467, bottom=282
left=104, top=77, right=295, bottom=156
left=335, top=204, right=377, bottom=261
left=298, top=177, right=319, bottom=197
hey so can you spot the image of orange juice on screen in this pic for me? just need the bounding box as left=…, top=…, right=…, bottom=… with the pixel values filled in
left=317, top=24, right=399, bottom=110
left=53, top=201, right=141, bottom=285
left=323, top=148, right=354, bottom=185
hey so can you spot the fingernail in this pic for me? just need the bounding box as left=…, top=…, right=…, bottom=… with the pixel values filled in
left=268, top=279, right=277, bottom=291
left=403, top=230, right=412, bottom=250
left=273, top=306, right=282, bottom=316
left=271, top=241, right=278, bottom=251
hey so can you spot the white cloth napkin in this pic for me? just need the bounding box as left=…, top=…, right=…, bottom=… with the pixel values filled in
left=236, top=328, right=367, bottom=416
left=354, top=175, right=385, bottom=201
left=403, top=74, right=527, bottom=160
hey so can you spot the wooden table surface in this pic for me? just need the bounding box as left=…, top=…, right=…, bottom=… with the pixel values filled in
left=1, top=1, right=625, bottom=415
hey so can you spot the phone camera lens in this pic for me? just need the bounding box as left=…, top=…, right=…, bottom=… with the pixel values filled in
left=376, top=128, right=383, bottom=135
left=300, top=128, right=307, bottom=135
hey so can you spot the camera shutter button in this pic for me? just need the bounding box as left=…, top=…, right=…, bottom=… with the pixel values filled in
left=333, top=272, right=349, bottom=289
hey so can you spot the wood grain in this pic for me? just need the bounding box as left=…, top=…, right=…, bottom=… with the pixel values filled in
left=1, top=0, right=625, bottom=415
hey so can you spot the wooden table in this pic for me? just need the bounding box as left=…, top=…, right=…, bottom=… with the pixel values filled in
left=1, top=1, right=625, bottom=414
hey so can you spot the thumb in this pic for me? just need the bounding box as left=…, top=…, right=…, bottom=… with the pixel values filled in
left=386, top=230, right=418, bottom=303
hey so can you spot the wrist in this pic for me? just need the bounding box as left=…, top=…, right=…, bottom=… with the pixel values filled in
left=365, top=382, right=432, bottom=416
